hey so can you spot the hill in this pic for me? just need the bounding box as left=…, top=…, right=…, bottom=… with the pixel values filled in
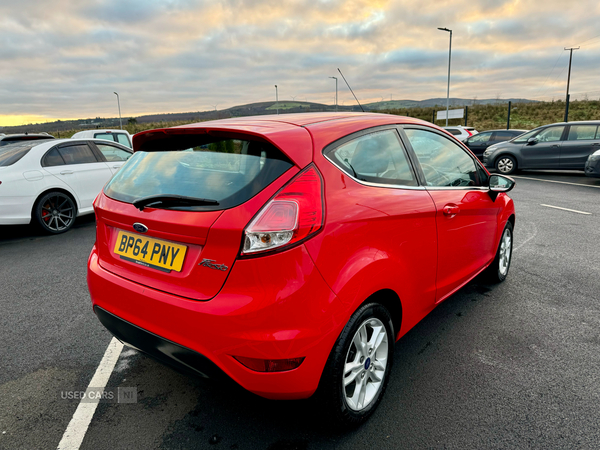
left=3, top=98, right=598, bottom=138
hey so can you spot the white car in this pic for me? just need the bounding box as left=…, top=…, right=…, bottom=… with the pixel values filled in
left=0, top=138, right=132, bottom=233
left=71, top=129, right=132, bottom=149
left=442, top=126, right=478, bottom=142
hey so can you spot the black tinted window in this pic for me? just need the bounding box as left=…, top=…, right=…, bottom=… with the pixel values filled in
left=0, top=142, right=37, bottom=166
left=405, top=129, right=484, bottom=187
left=58, top=144, right=98, bottom=164
left=445, top=129, right=462, bottom=136
left=43, top=148, right=65, bottom=167
left=327, top=129, right=417, bottom=186
left=104, top=137, right=293, bottom=211
left=492, top=131, right=516, bottom=142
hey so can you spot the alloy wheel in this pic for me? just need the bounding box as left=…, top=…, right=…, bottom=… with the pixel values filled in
left=497, top=158, right=514, bottom=174
left=343, top=317, right=389, bottom=411
left=498, top=227, right=512, bottom=276
left=40, top=193, right=75, bottom=232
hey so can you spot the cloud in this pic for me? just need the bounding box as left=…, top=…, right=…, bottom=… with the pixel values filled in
left=0, top=0, right=599, bottom=124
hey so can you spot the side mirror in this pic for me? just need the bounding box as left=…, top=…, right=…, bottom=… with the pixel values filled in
left=527, top=137, right=538, bottom=145
left=489, top=174, right=515, bottom=201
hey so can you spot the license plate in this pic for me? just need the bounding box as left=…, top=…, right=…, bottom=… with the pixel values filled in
left=114, top=230, right=187, bottom=273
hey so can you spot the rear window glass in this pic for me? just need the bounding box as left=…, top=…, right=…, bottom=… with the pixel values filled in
left=0, top=136, right=53, bottom=147
left=0, top=142, right=39, bottom=166
left=445, top=129, right=462, bottom=136
left=104, top=137, right=294, bottom=211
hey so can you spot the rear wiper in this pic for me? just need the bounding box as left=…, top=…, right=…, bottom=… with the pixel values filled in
left=133, top=195, right=219, bottom=211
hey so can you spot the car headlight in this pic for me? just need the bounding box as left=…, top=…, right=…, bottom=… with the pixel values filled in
left=589, top=150, right=600, bottom=161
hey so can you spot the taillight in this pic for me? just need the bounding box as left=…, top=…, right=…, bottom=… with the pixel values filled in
left=466, top=129, right=473, bottom=137
left=241, top=164, right=324, bottom=255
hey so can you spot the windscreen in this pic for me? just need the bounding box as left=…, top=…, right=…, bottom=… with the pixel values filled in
left=103, top=137, right=294, bottom=211
left=0, top=136, right=53, bottom=147
left=0, top=142, right=39, bottom=166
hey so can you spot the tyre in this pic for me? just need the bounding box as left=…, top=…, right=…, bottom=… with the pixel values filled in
left=483, top=221, right=513, bottom=283
left=319, top=302, right=394, bottom=429
left=34, top=191, right=76, bottom=234
left=495, top=155, right=517, bottom=175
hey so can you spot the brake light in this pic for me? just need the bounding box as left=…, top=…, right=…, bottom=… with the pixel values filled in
left=242, top=164, right=324, bottom=255
left=466, top=129, right=473, bottom=136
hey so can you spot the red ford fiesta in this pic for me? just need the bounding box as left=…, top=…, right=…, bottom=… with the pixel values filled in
left=88, top=112, right=515, bottom=427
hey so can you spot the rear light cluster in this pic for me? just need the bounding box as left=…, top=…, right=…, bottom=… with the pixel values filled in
left=242, top=165, right=324, bottom=255
left=233, top=355, right=305, bottom=372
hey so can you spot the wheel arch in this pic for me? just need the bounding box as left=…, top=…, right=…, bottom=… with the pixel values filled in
left=359, top=289, right=403, bottom=341
left=31, top=187, right=79, bottom=220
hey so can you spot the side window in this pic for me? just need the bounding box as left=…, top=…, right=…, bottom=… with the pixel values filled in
left=116, top=134, right=132, bottom=148
left=43, top=148, right=65, bottom=167
left=328, top=129, right=417, bottom=186
left=536, top=126, right=565, bottom=142
left=404, top=129, right=483, bottom=187
left=58, top=144, right=98, bottom=165
left=492, top=131, right=515, bottom=142
left=96, top=144, right=132, bottom=162
left=468, top=132, right=492, bottom=143
left=567, top=125, right=597, bottom=141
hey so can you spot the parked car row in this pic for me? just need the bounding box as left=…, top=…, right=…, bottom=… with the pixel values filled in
left=482, top=121, right=600, bottom=175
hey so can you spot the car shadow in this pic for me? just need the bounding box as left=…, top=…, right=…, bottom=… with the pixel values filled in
left=0, top=214, right=96, bottom=243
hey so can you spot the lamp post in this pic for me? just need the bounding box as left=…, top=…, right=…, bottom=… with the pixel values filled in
left=564, top=46, right=579, bottom=122
left=113, top=92, right=122, bottom=130
left=329, top=76, right=338, bottom=111
left=275, top=85, right=279, bottom=114
left=437, top=27, right=452, bottom=126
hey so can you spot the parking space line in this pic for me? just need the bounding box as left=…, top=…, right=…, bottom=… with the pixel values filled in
left=540, top=204, right=592, bottom=215
left=57, top=338, right=124, bottom=450
left=512, top=175, right=600, bottom=189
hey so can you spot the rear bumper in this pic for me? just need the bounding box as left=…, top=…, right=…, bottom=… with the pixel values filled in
left=0, top=195, right=34, bottom=225
left=94, top=306, right=226, bottom=379
left=87, top=244, right=342, bottom=400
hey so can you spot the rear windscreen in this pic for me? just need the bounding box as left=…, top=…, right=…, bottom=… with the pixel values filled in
left=0, top=142, right=39, bottom=166
left=103, top=137, right=294, bottom=211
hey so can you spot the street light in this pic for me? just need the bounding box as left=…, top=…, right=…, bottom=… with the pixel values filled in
left=113, top=92, right=122, bottom=130
left=275, top=85, right=279, bottom=114
left=438, top=27, right=452, bottom=126
left=329, top=76, right=338, bottom=112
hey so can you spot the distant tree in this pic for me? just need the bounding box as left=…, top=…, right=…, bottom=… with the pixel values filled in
left=128, top=117, right=137, bottom=125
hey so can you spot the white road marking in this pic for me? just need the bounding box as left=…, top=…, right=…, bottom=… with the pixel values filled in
left=540, top=204, right=592, bottom=215
left=513, top=221, right=538, bottom=253
left=512, top=175, right=600, bottom=189
left=57, top=338, right=124, bottom=450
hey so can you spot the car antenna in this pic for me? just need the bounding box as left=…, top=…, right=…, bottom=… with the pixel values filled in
left=337, top=68, right=364, bottom=112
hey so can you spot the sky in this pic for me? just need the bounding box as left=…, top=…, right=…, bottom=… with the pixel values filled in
left=1, top=0, right=600, bottom=126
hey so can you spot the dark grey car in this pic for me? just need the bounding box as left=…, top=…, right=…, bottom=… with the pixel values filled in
left=584, top=149, right=600, bottom=178
left=464, top=129, right=528, bottom=160
left=482, top=121, right=600, bottom=175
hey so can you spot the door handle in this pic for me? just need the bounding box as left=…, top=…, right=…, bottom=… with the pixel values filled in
left=443, top=205, right=460, bottom=216
left=551, top=144, right=560, bottom=147
left=592, top=143, right=600, bottom=146
left=112, top=165, right=121, bottom=169
left=60, top=170, right=74, bottom=175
